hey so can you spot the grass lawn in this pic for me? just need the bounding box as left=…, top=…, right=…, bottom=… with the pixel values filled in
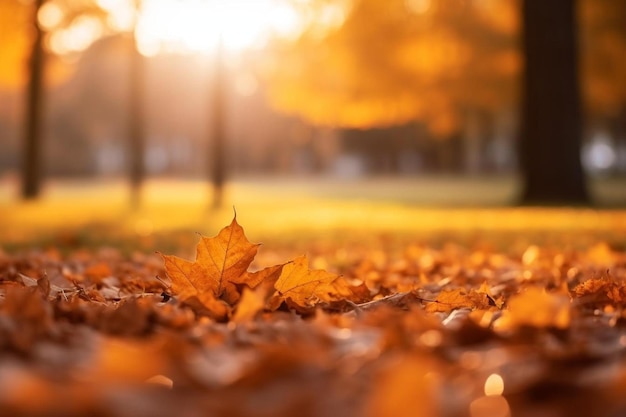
left=1, top=175, right=626, bottom=248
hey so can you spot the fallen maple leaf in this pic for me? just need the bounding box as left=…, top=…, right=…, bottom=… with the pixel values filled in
left=273, top=255, right=345, bottom=307
left=231, top=263, right=286, bottom=289
left=161, top=216, right=260, bottom=312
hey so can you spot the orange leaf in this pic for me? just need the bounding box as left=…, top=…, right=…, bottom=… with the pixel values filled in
left=574, top=275, right=626, bottom=306
left=231, top=263, right=286, bottom=289
left=232, top=287, right=266, bottom=322
left=274, top=255, right=342, bottom=307
left=161, top=216, right=259, bottom=310
left=425, top=288, right=492, bottom=313
left=184, top=293, right=232, bottom=322
left=497, top=287, right=571, bottom=330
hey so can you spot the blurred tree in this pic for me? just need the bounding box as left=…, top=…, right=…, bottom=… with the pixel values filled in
left=519, top=0, right=589, bottom=204
left=210, top=38, right=226, bottom=209
left=3, top=0, right=146, bottom=201
left=0, top=0, right=30, bottom=88
left=581, top=0, right=626, bottom=117
left=260, top=0, right=520, bottom=179
left=10, top=0, right=113, bottom=199
left=263, top=0, right=626, bottom=202
left=128, top=0, right=145, bottom=208
left=22, top=0, right=45, bottom=199
left=580, top=0, right=626, bottom=161
left=262, top=0, right=519, bottom=137
left=6, top=0, right=116, bottom=199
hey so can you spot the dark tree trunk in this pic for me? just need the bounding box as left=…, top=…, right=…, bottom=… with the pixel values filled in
left=519, top=0, right=590, bottom=204
left=21, top=0, right=45, bottom=200
left=210, top=39, right=226, bottom=209
left=128, top=33, right=146, bottom=208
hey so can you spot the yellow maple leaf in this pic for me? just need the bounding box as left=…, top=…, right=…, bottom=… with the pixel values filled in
left=161, top=216, right=260, bottom=309
left=273, top=255, right=343, bottom=307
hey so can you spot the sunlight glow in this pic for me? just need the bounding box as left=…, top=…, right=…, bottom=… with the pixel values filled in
left=134, top=0, right=304, bottom=56
left=96, top=0, right=136, bottom=31
left=484, top=373, right=504, bottom=396
left=470, top=373, right=509, bottom=417
left=42, top=0, right=339, bottom=58
left=234, top=72, right=259, bottom=97
left=48, top=16, right=105, bottom=55
left=583, top=132, right=617, bottom=172
left=38, top=1, right=64, bottom=31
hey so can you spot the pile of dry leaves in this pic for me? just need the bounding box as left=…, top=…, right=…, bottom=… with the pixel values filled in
left=1, top=216, right=626, bottom=417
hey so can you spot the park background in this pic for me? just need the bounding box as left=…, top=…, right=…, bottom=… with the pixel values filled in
left=1, top=0, right=626, bottom=246
left=4, top=3, right=626, bottom=417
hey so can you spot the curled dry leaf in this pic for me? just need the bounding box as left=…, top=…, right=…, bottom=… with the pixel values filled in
left=574, top=275, right=626, bottom=307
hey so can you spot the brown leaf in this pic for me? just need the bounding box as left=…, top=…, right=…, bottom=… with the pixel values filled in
left=161, top=216, right=259, bottom=312
left=424, top=288, right=492, bottom=313
left=573, top=275, right=626, bottom=306
left=83, top=262, right=113, bottom=283
left=37, top=275, right=50, bottom=298
left=0, top=287, right=52, bottom=353
left=274, top=255, right=343, bottom=307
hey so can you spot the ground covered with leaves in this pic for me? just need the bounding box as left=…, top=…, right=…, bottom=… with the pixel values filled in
left=2, top=217, right=626, bottom=417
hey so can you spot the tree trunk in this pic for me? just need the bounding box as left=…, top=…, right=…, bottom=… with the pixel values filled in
left=21, top=0, right=45, bottom=200
left=210, top=38, right=226, bottom=209
left=129, top=32, right=146, bottom=208
left=519, top=0, right=590, bottom=204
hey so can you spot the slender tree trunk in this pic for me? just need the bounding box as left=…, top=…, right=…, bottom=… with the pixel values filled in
left=519, top=0, right=590, bottom=204
left=21, top=0, right=45, bottom=200
left=129, top=31, right=145, bottom=208
left=210, top=38, right=226, bottom=209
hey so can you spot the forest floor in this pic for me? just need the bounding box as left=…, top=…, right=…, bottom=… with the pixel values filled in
left=2, top=177, right=626, bottom=417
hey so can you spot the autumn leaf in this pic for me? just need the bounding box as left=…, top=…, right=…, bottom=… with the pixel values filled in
left=496, top=287, right=571, bottom=330
left=273, top=255, right=345, bottom=307
left=424, top=288, right=493, bottom=313
left=573, top=275, right=626, bottom=306
left=183, top=292, right=232, bottom=322
left=231, top=263, right=286, bottom=289
left=232, top=287, right=266, bottom=323
left=161, top=216, right=260, bottom=311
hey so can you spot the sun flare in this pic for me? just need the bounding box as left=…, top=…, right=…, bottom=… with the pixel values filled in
left=134, top=0, right=302, bottom=56
left=42, top=0, right=347, bottom=58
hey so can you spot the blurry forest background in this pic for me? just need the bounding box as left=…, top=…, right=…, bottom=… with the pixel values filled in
left=1, top=0, right=626, bottom=206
